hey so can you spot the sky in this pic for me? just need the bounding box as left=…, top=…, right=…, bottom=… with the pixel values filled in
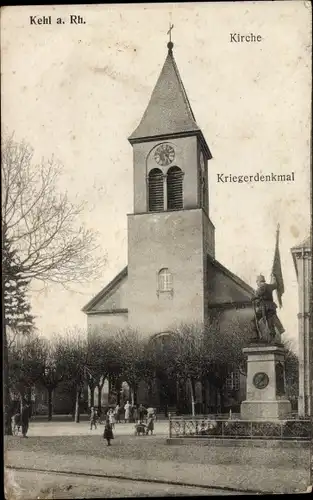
left=1, top=2, right=311, bottom=350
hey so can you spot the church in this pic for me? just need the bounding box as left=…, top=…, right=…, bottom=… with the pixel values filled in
left=83, top=40, right=256, bottom=413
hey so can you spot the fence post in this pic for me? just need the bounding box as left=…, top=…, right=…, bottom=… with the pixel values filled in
left=250, top=421, right=253, bottom=439
left=169, top=414, right=172, bottom=438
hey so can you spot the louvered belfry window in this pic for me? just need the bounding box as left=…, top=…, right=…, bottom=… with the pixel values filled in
left=167, top=166, right=183, bottom=210
left=149, top=168, right=164, bottom=212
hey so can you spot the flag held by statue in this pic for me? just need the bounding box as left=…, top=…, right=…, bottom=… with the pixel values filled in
left=272, top=224, right=284, bottom=308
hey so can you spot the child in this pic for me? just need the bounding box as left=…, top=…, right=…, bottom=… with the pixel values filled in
left=108, top=408, right=116, bottom=429
left=12, top=412, right=21, bottom=435
left=90, top=407, right=97, bottom=430
left=146, top=416, right=154, bottom=435
left=103, top=419, right=114, bottom=446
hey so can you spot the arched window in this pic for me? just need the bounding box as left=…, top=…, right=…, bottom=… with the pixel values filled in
left=158, top=268, right=173, bottom=292
left=167, top=166, right=183, bottom=210
left=148, top=168, right=164, bottom=212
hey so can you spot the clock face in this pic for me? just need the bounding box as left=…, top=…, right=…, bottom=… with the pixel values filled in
left=200, top=152, right=205, bottom=171
left=253, top=372, right=269, bottom=390
left=154, top=144, right=175, bottom=166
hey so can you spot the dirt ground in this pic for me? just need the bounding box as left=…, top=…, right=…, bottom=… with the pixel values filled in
left=5, top=468, right=243, bottom=499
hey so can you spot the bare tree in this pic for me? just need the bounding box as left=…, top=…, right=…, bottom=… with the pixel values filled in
left=113, top=329, right=150, bottom=406
left=2, top=132, right=106, bottom=434
left=159, top=316, right=251, bottom=416
left=164, top=323, right=206, bottom=417
left=8, top=332, right=45, bottom=414
left=2, top=133, right=106, bottom=285
left=37, top=338, right=67, bottom=421
left=85, top=332, right=114, bottom=409
left=55, top=329, right=88, bottom=423
left=204, top=312, right=251, bottom=412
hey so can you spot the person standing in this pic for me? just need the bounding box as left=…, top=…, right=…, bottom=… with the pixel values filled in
left=114, top=404, right=120, bottom=423
left=21, top=402, right=30, bottom=438
left=103, top=418, right=114, bottom=446
left=90, top=406, right=98, bottom=430
left=146, top=415, right=154, bottom=435
left=124, top=401, right=131, bottom=423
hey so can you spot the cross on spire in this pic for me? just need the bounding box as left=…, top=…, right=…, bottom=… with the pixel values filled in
left=167, top=23, right=174, bottom=53
left=167, top=22, right=174, bottom=43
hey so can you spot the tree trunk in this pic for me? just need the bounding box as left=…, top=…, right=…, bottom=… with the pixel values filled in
left=116, top=379, right=122, bottom=405
left=189, top=378, right=196, bottom=417
left=219, top=387, right=225, bottom=413
left=215, top=386, right=218, bottom=414
left=26, top=386, right=32, bottom=404
left=97, top=384, right=102, bottom=411
left=75, top=387, right=81, bottom=423
left=176, top=377, right=180, bottom=412
left=71, top=388, right=76, bottom=420
left=201, top=376, right=207, bottom=415
left=89, top=383, right=95, bottom=408
left=48, top=387, right=53, bottom=421
left=20, top=390, right=25, bottom=414
left=97, top=377, right=105, bottom=412
left=147, top=380, right=153, bottom=406
left=3, top=326, right=12, bottom=435
left=108, top=374, right=112, bottom=404
left=130, top=387, right=135, bottom=406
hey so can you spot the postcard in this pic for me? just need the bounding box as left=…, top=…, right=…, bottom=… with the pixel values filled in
left=2, top=2, right=312, bottom=497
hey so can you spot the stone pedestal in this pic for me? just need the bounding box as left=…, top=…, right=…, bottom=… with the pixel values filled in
left=241, top=344, right=291, bottom=420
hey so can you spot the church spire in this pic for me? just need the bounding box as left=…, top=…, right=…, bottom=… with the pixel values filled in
left=129, top=36, right=211, bottom=155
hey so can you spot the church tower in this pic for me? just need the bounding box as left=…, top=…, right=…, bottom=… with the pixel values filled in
left=127, top=41, right=215, bottom=335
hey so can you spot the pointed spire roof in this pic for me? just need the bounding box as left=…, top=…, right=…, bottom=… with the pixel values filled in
left=129, top=42, right=209, bottom=151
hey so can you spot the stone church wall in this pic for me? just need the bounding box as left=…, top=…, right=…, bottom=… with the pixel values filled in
left=87, top=312, right=128, bottom=337
left=127, top=208, right=207, bottom=335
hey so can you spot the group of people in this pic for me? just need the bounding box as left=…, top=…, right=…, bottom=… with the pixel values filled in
left=90, top=402, right=156, bottom=429
left=89, top=402, right=157, bottom=445
left=123, top=402, right=156, bottom=424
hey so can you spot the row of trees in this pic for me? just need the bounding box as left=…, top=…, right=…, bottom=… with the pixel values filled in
left=8, top=321, right=299, bottom=422
left=8, top=322, right=247, bottom=421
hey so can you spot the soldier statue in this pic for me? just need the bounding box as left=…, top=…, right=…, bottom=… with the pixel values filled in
left=252, top=274, right=285, bottom=344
